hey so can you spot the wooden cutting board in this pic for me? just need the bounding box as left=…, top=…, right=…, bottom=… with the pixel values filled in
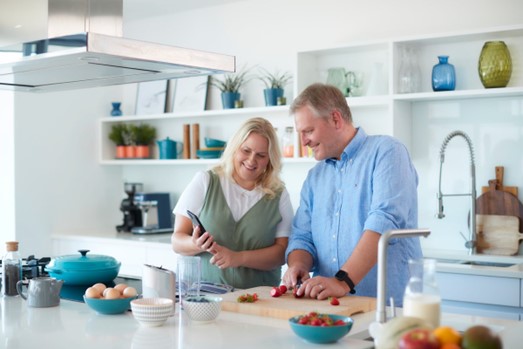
left=476, top=214, right=523, bottom=255
left=481, top=166, right=518, bottom=197
left=220, top=286, right=376, bottom=320
left=476, top=180, right=523, bottom=233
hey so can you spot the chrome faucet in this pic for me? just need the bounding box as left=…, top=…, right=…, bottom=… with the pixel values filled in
left=376, top=229, right=431, bottom=323
left=436, top=130, right=477, bottom=254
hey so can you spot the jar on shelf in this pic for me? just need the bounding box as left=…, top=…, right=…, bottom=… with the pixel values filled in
left=431, top=55, right=456, bottom=91
left=398, top=47, right=421, bottom=93
left=402, top=258, right=441, bottom=328
left=478, top=41, right=512, bottom=88
left=1, top=241, right=22, bottom=297
left=282, top=127, right=295, bottom=158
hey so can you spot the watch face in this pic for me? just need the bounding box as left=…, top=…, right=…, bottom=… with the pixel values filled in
left=335, top=270, right=347, bottom=279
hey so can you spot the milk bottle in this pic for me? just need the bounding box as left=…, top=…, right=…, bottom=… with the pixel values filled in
left=402, top=258, right=441, bottom=328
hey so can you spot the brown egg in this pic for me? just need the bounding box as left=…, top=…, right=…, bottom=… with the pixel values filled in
left=92, top=283, right=106, bottom=293
left=114, top=283, right=128, bottom=294
left=102, top=287, right=114, bottom=298
left=85, top=287, right=101, bottom=299
left=104, top=288, right=121, bottom=300
left=122, top=286, right=137, bottom=298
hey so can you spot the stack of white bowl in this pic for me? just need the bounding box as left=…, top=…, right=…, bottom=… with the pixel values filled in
left=131, top=298, right=174, bottom=327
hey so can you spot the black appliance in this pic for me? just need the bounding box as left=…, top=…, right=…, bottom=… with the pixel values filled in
left=116, top=182, right=143, bottom=232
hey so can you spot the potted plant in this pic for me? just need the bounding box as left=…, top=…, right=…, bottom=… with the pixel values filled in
left=258, top=68, right=292, bottom=106
left=134, top=124, right=156, bottom=158
left=109, top=124, right=128, bottom=158
left=209, top=66, right=252, bottom=109
left=122, top=125, right=137, bottom=158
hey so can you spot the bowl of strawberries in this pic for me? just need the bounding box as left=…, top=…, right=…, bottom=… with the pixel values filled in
left=289, top=311, right=354, bottom=344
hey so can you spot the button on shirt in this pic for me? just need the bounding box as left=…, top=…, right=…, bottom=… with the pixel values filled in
left=286, top=128, right=422, bottom=306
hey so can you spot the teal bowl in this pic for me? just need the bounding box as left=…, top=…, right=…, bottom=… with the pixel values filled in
left=289, top=314, right=354, bottom=344
left=204, top=137, right=226, bottom=148
left=196, top=149, right=223, bottom=159
left=83, top=295, right=137, bottom=315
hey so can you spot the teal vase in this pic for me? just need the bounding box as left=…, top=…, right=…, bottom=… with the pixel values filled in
left=432, top=56, right=456, bottom=91
left=110, top=102, right=122, bottom=116
left=478, top=41, right=512, bottom=88
left=221, top=92, right=240, bottom=109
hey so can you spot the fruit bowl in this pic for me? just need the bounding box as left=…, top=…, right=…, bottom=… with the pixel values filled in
left=288, top=313, right=354, bottom=344
left=182, top=295, right=222, bottom=322
left=131, top=297, right=174, bottom=327
left=83, top=295, right=137, bottom=315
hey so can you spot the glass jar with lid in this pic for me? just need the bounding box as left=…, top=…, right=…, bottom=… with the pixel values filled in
left=1, top=241, right=22, bottom=297
left=282, top=126, right=295, bottom=158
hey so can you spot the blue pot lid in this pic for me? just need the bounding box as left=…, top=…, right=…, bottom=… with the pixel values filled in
left=48, top=250, right=120, bottom=271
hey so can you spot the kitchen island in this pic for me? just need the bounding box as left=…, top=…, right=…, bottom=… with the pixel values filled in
left=2, top=295, right=523, bottom=349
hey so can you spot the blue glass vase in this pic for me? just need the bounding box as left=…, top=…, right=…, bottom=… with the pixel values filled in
left=111, top=102, right=122, bottom=116
left=432, top=56, right=456, bottom=91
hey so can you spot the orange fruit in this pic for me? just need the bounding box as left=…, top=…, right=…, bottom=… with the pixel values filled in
left=433, top=326, right=462, bottom=345
left=441, top=344, right=461, bottom=349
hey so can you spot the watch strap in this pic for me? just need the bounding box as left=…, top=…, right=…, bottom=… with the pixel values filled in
left=336, top=270, right=356, bottom=294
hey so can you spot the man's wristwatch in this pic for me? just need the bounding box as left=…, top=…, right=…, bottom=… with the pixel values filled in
left=335, top=270, right=356, bottom=294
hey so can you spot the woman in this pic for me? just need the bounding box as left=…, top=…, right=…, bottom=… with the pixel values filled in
left=171, top=117, right=293, bottom=289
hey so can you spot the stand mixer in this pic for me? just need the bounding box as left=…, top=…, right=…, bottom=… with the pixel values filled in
left=116, top=182, right=143, bottom=233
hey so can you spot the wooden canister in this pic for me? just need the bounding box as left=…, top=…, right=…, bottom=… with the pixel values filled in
left=183, top=124, right=191, bottom=159
left=191, top=124, right=200, bottom=159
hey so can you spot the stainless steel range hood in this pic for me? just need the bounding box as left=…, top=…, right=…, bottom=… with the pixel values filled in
left=0, top=0, right=235, bottom=92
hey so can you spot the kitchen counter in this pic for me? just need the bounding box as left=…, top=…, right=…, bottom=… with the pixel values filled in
left=2, top=296, right=523, bottom=349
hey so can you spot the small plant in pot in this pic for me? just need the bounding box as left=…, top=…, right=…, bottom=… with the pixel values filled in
left=258, top=68, right=292, bottom=106
left=122, top=125, right=137, bottom=158
left=109, top=124, right=128, bottom=159
left=209, top=66, right=252, bottom=109
left=133, top=124, right=156, bottom=159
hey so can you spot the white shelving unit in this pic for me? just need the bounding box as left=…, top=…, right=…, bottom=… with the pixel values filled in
left=99, top=24, right=523, bottom=166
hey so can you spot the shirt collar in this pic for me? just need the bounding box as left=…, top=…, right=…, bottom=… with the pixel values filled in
left=326, top=127, right=367, bottom=164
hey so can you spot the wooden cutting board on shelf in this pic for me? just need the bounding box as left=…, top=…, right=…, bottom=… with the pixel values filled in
left=220, top=286, right=376, bottom=320
left=481, top=166, right=518, bottom=197
left=476, top=214, right=523, bottom=255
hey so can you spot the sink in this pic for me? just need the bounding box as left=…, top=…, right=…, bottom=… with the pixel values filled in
left=459, top=261, right=515, bottom=267
left=435, top=259, right=515, bottom=268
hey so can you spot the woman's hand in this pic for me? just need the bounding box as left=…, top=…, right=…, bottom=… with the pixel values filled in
left=208, top=244, right=240, bottom=269
left=191, top=225, right=215, bottom=252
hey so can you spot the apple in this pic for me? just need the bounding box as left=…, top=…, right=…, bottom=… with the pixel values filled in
left=399, top=328, right=440, bottom=349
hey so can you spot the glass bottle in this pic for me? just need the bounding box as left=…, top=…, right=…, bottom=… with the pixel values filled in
left=398, top=47, right=421, bottom=93
left=402, top=258, right=441, bottom=328
left=478, top=41, right=512, bottom=88
left=432, top=55, right=456, bottom=91
left=1, top=241, right=22, bottom=297
left=282, top=126, right=295, bottom=158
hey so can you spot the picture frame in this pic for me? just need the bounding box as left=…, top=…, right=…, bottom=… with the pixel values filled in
left=172, top=75, right=209, bottom=112
left=135, top=80, right=168, bottom=115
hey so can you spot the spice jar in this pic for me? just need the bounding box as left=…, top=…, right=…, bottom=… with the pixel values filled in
left=1, top=241, right=22, bottom=297
left=282, top=126, right=295, bottom=158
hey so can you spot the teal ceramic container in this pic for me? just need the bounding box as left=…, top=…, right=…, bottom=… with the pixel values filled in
left=288, top=314, right=354, bottom=344
left=84, top=295, right=137, bottom=315
left=263, top=88, right=284, bottom=106
left=221, top=92, right=240, bottom=109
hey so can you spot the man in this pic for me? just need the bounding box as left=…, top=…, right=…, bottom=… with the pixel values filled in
left=283, top=83, right=421, bottom=306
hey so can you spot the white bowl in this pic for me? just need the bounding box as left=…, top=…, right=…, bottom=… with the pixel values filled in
left=182, top=295, right=222, bottom=322
left=131, top=298, right=174, bottom=327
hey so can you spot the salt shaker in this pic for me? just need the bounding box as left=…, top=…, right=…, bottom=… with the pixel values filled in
left=402, top=258, right=441, bottom=327
left=1, top=241, right=23, bottom=297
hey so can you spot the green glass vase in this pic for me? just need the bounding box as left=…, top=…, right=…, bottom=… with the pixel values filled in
left=478, top=41, right=512, bottom=88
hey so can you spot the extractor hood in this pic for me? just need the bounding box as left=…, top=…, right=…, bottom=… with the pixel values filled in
left=0, top=0, right=235, bottom=92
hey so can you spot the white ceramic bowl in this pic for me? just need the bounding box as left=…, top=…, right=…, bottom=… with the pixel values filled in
left=131, top=298, right=174, bottom=327
left=182, top=295, right=222, bottom=322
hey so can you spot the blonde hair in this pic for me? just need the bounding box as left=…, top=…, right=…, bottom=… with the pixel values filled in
left=290, top=83, right=352, bottom=123
left=213, top=117, right=284, bottom=198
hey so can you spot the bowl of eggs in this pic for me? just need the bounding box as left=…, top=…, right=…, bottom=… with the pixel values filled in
left=83, top=282, right=138, bottom=315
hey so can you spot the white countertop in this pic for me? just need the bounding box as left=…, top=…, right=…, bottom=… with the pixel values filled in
left=2, top=295, right=523, bottom=349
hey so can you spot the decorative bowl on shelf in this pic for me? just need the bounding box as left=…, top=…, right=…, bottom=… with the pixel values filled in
left=288, top=313, right=354, bottom=344
left=196, top=149, right=223, bottom=159
left=204, top=137, right=227, bottom=148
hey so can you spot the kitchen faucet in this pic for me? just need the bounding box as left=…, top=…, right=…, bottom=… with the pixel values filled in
left=436, top=130, right=477, bottom=254
left=376, top=229, right=431, bottom=323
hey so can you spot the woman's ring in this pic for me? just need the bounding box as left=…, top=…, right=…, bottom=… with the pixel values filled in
left=318, top=284, right=324, bottom=290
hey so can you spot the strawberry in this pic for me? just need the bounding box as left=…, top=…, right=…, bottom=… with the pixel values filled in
left=279, top=285, right=288, bottom=294
left=270, top=286, right=282, bottom=297
left=330, top=297, right=340, bottom=306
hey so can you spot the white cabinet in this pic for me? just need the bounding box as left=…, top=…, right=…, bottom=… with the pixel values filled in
left=436, top=271, right=523, bottom=321
left=296, top=24, right=523, bottom=150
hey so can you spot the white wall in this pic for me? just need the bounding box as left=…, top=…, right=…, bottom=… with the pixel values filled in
left=1, top=0, right=522, bottom=257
